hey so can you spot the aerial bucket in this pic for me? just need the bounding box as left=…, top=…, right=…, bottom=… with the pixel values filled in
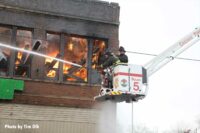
left=94, top=64, right=148, bottom=103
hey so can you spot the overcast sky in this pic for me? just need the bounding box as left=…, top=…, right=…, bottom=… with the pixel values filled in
left=103, top=0, right=200, bottom=132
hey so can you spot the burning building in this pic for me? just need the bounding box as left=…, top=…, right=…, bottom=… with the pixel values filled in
left=0, top=0, right=119, bottom=132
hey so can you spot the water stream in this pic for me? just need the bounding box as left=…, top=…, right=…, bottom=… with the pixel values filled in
left=0, top=42, right=82, bottom=67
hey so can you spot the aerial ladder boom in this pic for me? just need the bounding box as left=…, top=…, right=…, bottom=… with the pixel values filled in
left=144, top=27, right=200, bottom=77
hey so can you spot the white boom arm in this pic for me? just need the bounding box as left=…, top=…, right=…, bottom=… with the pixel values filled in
left=144, top=27, right=200, bottom=77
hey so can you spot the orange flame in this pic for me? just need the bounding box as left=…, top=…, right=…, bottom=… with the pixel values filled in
left=46, top=51, right=59, bottom=78
left=15, top=52, right=23, bottom=65
left=68, top=43, right=73, bottom=51
left=47, top=70, right=56, bottom=78
left=63, top=64, right=71, bottom=74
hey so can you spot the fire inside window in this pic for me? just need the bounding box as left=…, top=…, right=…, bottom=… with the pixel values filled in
left=45, top=33, right=60, bottom=79
left=0, top=25, right=106, bottom=84
left=63, top=36, right=88, bottom=82
left=0, top=27, right=12, bottom=76
left=44, top=34, right=106, bottom=83
left=92, top=40, right=106, bottom=69
left=14, top=29, right=32, bottom=77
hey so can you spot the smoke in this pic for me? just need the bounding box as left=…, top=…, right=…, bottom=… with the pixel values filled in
left=96, top=101, right=127, bottom=133
left=96, top=101, right=117, bottom=133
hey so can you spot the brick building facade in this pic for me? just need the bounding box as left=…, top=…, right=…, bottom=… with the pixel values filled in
left=0, top=0, right=120, bottom=108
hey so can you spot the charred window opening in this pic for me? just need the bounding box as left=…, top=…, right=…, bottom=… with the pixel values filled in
left=14, top=29, right=33, bottom=77
left=0, top=26, right=12, bottom=76
left=45, top=33, right=60, bottom=79
left=0, top=25, right=108, bottom=84
left=92, top=40, right=106, bottom=69
left=63, top=36, right=88, bottom=82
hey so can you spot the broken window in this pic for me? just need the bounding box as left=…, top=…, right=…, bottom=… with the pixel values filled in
left=14, top=29, right=33, bottom=77
left=92, top=40, right=106, bottom=69
left=45, top=33, right=60, bottom=79
left=0, top=26, right=12, bottom=76
left=63, top=36, right=88, bottom=82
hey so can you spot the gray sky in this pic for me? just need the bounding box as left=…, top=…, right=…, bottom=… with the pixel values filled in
left=104, top=0, right=200, bottom=131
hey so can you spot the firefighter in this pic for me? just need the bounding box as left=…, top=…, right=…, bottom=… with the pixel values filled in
left=101, top=51, right=120, bottom=69
left=118, top=46, right=128, bottom=63
left=100, top=50, right=120, bottom=88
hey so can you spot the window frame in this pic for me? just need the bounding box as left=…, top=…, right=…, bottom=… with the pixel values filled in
left=0, top=24, right=109, bottom=85
left=62, top=34, right=89, bottom=83
left=45, top=31, right=61, bottom=81
left=13, top=27, right=34, bottom=78
left=0, top=24, right=13, bottom=77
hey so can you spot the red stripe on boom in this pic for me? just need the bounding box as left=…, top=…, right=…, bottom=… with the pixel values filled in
left=114, top=72, right=143, bottom=77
